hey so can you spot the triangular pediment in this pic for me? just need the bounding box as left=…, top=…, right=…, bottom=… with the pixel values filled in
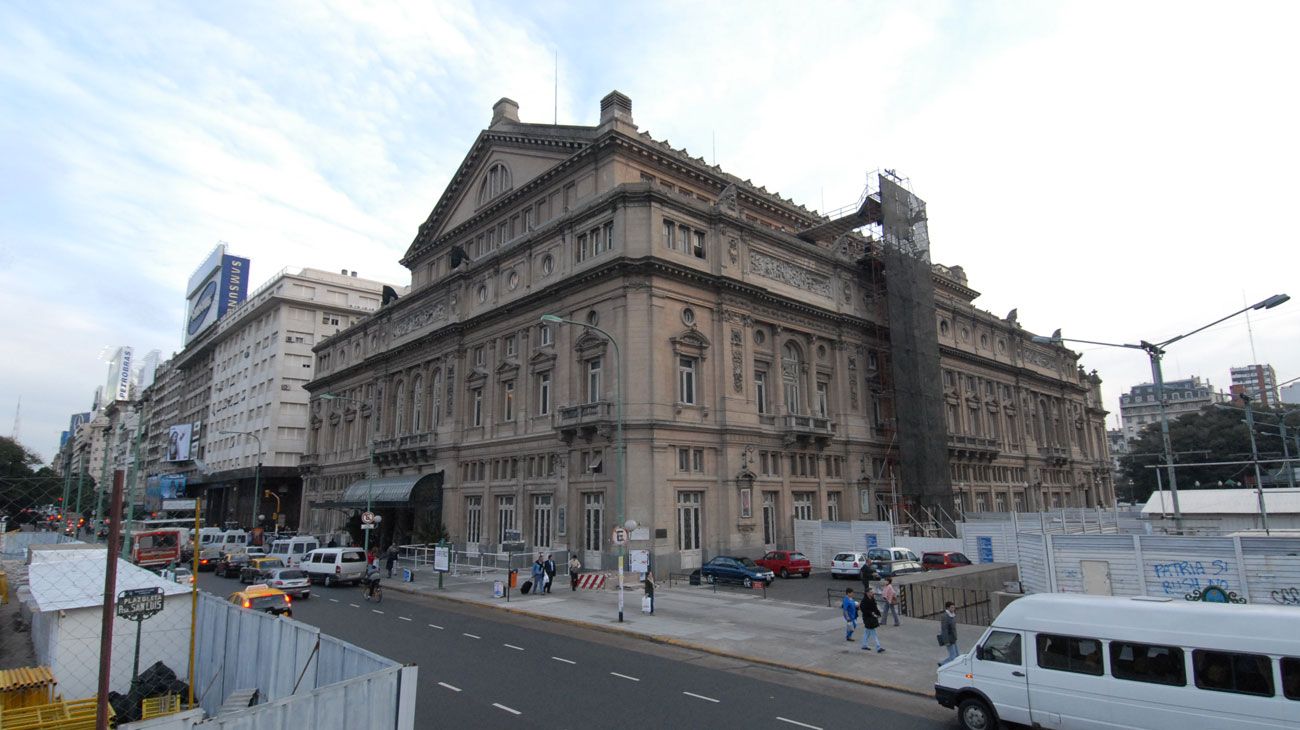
left=403, top=124, right=599, bottom=266
left=528, top=349, right=557, bottom=371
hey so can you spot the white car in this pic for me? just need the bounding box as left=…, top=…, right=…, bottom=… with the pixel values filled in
left=301, top=547, right=369, bottom=587
left=264, top=567, right=311, bottom=600
left=830, top=551, right=871, bottom=579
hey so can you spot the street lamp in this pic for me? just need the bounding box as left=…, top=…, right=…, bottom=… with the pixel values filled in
left=540, top=313, right=628, bottom=622
left=219, top=429, right=262, bottom=529
left=1033, top=293, right=1289, bottom=532
left=321, top=392, right=380, bottom=553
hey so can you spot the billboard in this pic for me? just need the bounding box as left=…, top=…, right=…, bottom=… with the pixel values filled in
left=185, top=244, right=250, bottom=344
left=113, top=347, right=134, bottom=402
left=166, top=423, right=193, bottom=462
left=68, top=411, right=92, bottom=435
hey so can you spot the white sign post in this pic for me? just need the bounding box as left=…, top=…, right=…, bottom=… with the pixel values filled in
left=612, top=527, right=628, bottom=546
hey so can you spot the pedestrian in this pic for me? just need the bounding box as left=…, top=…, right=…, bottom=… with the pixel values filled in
left=543, top=554, right=557, bottom=594
left=840, top=587, right=858, bottom=642
left=643, top=571, right=655, bottom=614
left=938, top=601, right=960, bottom=665
left=859, top=559, right=878, bottom=595
left=860, top=588, right=885, bottom=653
left=881, top=577, right=901, bottom=626
left=385, top=544, right=399, bottom=578
left=568, top=554, right=582, bottom=591
left=530, top=554, right=545, bottom=595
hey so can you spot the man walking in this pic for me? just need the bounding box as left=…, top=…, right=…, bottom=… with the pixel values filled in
left=384, top=544, right=399, bottom=578
left=860, top=588, right=885, bottom=653
left=859, top=558, right=878, bottom=596
left=530, top=554, right=546, bottom=595
left=939, top=601, right=960, bottom=665
left=840, top=588, right=858, bottom=642
left=543, top=554, right=557, bottom=594
left=881, top=577, right=901, bottom=626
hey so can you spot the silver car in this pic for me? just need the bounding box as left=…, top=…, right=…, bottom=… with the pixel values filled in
left=264, top=567, right=311, bottom=599
left=830, top=551, right=871, bottom=579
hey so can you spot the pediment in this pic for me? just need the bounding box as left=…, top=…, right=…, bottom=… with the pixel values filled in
left=670, top=328, right=711, bottom=357
left=528, top=349, right=557, bottom=371
left=466, top=367, right=488, bottom=385
left=495, top=359, right=520, bottom=378
left=573, top=331, right=609, bottom=356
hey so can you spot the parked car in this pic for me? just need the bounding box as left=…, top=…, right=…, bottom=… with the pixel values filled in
left=755, top=550, right=812, bottom=579
left=266, top=536, right=320, bottom=568
left=830, top=552, right=871, bottom=579
left=874, top=559, right=924, bottom=577
left=228, top=584, right=293, bottom=618
left=698, top=556, right=775, bottom=588
left=867, top=547, right=920, bottom=564
left=240, top=557, right=285, bottom=584
left=263, top=567, right=311, bottom=600
left=922, top=551, right=972, bottom=571
left=213, top=552, right=252, bottom=579
left=301, top=547, right=369, bottom=587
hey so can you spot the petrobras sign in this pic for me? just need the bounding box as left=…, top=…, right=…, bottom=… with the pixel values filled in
left=218, top=254, right=250, bottom=319
left=166, top=423, right=193, bottom=462
left=115, top=346, right=134, bottom=402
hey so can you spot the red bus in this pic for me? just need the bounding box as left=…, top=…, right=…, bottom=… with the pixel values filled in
left=126, top=530, right=182, bottom=568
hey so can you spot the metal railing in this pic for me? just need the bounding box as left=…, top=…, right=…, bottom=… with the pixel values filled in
left=900, top=584, right=992, bottom=626
left=395, top=544, right=570, bottom=578
left=664, top=569, right=767, bottom=598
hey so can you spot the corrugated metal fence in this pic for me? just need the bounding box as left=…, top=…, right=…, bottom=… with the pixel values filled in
left=793, top=520, right=893, bottom=567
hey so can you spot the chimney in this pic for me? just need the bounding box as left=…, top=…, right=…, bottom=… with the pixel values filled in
left=491, top=97, right=520, bottom=127
left=351, top=271, right=358, bottom=277
left=340, top=269, right=347, bottom=275
left=599, top=91, right=634, bottom=127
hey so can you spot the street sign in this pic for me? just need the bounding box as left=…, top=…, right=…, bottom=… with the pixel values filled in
left=361, top=524, right=376, bottom=530
left=434, top=546, right=450, bottom=572
left=117, top=587, right=164, bottom=621
left=162, top=499, right=197, bottom=511
left=361, top=511, right=376, bottom=524
left=612, top=527, right=628, bottom=546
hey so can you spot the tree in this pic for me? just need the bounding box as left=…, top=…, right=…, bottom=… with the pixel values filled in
left=0, top=435, right=66, bottom=519
left=1120, top=405, right=1294, bottom=503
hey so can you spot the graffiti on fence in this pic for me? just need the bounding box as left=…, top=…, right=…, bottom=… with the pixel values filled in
left=1151, top=559, right=1232, bottom=597
left=1271, top=587, right=1300, bottom=606
left=1185, top=585, right=1247, bottom=604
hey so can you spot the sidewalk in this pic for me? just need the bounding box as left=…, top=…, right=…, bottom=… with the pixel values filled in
left=383, top=566, right=979, bottom=698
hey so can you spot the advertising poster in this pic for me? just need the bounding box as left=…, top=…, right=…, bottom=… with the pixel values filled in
left=166, top=423, right=193, bottom=462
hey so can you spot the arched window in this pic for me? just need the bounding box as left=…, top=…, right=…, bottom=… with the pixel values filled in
left=394, top=380, right=406, bottom=435
left=782, top=342, right=802, bottom=414
left=412, top=375, right=425, bottom=432
left=431, top=369, right=443, bottom=426
left=477, top=163, right=512, bottom=205
left=1036, top=398, right=1049, bottom=444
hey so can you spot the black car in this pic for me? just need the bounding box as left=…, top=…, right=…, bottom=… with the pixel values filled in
left=213, top=552, right=251, bottom=578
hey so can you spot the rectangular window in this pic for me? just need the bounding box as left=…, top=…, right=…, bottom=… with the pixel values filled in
left=474, top=346, right=485, bottom=367
left=505, top=336, right=516, bottom=357
left=523, top=208, right=534, bottom=231
left=538, top=372, right=551, bottom=416
left=816, top=382, right=829, bottom=418
left=755, top=371, right=768, bottom=414
left=678, top=447, right=690, bottom=472
left=762, top=491, right=778, bottom=544
left=604, top=222, right=614, bottom=253
left=793, top=492, right=814, bottom=521
left=1193, top=650, right=1275, bottom=697
left=677, top=491, right=702, bottom=551
left=826, top=492, right=840, bottom=522
left=539, top=324, right=553, bottom=347
left=693, top=449, right=704, bottom=473
left=577, top=233, right=588, bottom=262
left=1036, top=634, right=1104, bottom=676
left=978, top=630, right=1023, bottom=665
left=465, top=496, right=482, bottom=544
left=678, top=224, right=691, bottom=253
left=679, top=357, right=697, bottom=404
left=1282, top=657, right=1300, bottom=700
left=586, top=358, right=602, bottom=403
left=692, top=230, right=706, bottom=259
left=583, top=492, right=603, bottom=552
left=472, top=388, right=483, bottom=426
left=503, top=381, right=515, bottom=421
left=532, top=494, right=552, bottom=548
left=1110, top=642, right=1186, bottom=687
left=759, top=452, right=769, bottom=474
left=496, top=495, right=516, bottom=543
left=662, top=220, right=675, bottom=250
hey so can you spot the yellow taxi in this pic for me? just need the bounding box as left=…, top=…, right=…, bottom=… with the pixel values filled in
left=228, top=584, right=293, bottom=617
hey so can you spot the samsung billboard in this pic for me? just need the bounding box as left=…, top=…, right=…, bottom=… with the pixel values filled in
left=184, top=243, right=250, bottom=344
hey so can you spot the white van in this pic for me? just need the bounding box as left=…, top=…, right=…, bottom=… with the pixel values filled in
left=267, top=536, right=320, bottom=568
left=301, top=547, right=369, bottom=587
left=936, top=593, right=1300, bottom=729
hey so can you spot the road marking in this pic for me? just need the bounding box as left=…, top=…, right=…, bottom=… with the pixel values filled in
left=463, top=632, right=481, bottom=639
left=493, top=703, right=521, bottom=715
left=438, top=682, right=461, bottom=692
left=777, top=719, right=822, bottom=730
left=610, top=672, right=640, bottom=682
left=399, top=616, right=412, bottom=622
left=552, top=656, right=576, bottom=664
left=329, top=598, right=339, bottom=603
left=428, top=623, right=443, bottom=630
left=503, top=643, right=524, bottom=651
left=372, top=609, right=384, bottom=615
left=683, top=691, right=719, bottom=703
left=348, top=604, right=360, bottom=608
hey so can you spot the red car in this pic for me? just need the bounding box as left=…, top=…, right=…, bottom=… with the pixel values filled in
left=755, top=550, right=812, bottom=579
left=921, top=551, right=973, bottom=570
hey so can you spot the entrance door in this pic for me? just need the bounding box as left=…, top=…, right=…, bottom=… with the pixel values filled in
left=582, top=492, right=603, bottom=570
left=970, top=629, right=1031, bottom=726
left=1081, top=560, right=1112, bottom=595
left=677, top=491, right=703, bottom=570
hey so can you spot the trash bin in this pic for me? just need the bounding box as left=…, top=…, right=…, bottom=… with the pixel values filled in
left=508, top=568, right=518, bottom=588
left=689, top=569, right=701, bottom=586
left=403, top=568, right=414, bottom=582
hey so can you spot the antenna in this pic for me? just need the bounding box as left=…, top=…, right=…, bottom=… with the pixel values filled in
left=11, top=396, right=19, bottom=443
left=711, top=131, right=716, bottom=166
left=553, top=50, right=558, bottom=125
left=1243, top=290, right=1260, bottom=365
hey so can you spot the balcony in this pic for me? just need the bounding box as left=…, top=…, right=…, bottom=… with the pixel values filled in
left=557, top=401, right=614, bottom=445
left=1038, top=445, right=1070, bottom=464
left=373, top=431, right=436, bottom=466
left=947, top=434, right=1001, bottom=461
left=780, top=414, right=835, bottom=449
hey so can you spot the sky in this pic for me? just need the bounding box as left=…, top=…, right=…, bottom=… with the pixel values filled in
left=2, top=0, right=1297, bottom=463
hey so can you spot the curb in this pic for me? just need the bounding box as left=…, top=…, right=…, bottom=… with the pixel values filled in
left=382, top=580, right=931, bottom=699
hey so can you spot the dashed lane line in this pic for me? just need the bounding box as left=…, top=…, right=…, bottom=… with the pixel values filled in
left=610, top=672, right=640, bottom=682
left=683, top=691, right=719, bottom=703
left=493, top=703, right=521, bottom=715
left=399, top=616, right=412, bottom=622
left=552, top=656, right=576, bottom=665
left=428, top=623, right=443, bottom=629
left=348, top=604, right=360, bottom=608
left=372, top=609, right=384, bottom=615
left=463, top=633, right=481, bottom=639
left=328, top=598, right=339, bottom=603
left=776, top=718, right=821, bottom=730
left=503, top=644, right=524, bottom=651
left=438, top=682, right=461, bottom=692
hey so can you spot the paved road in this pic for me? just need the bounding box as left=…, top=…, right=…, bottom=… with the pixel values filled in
left=202, top=572, right=954, bottom=729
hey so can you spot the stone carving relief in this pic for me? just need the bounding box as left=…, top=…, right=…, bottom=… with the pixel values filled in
left=835, top=235, right=867, bottom=261
left=392, top=301, right=448, bottom=338
left=730, top=328, right=744, bottom=394
left=848, top=357, right=859, bottom=410
left=748, top=250, right=831, bottom=297
left=717, top=183, right=740, bottom=217
left=728, top=237, right=739, bottom=265
left=445, top=364, right=455, bottom=417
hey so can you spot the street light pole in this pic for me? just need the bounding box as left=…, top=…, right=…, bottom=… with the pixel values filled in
left=220, top=430, right=262, bottom=529
left=1239, top=395, right=1270, bottom=535
left=541, top=314, right=626, bottom=622
left=1033, top=293, right=1290, bottom=533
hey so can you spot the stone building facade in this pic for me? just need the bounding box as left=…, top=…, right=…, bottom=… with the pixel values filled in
left=300, top=92, right=1112, bottom=570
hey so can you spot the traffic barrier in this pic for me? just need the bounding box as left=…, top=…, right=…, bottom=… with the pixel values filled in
left=576, top=573, right=606, bottom=590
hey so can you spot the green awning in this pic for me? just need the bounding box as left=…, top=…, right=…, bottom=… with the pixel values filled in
left=336, top=474, right=440, bottom=507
